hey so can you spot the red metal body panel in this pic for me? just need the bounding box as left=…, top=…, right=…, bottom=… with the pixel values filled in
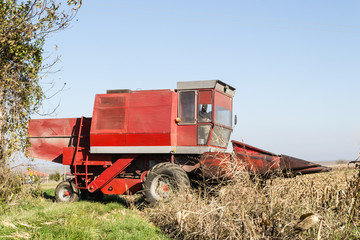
left=91, top=134, right=126, bottom=147
left=215, top=90, right=232, bottom=110
left=127, top=133, right=171, bottom=146
left=72, top=152, right=112, bottom=166
left=101, top=179, right=142, bottom=195
left=232, top=140, right=281, bottom=174
left=87, top=155, right=137, bottom=192
left=279, top=155, right=331, bottom=174
left=62, top=147, right=75, bottom=165
left=91, top=93, right=129, bottom=134
left=29, top=138, right=68, bottom=163
left=177, top=125, right=197, bottom=146
left=170, top=93, right=178, bottom=146
left=90, top=93, right=129, bottom=146
left=29, top=118, right=78, bottom=137
left=195, top=141, right=331, bottom=178
left=28, top=118, right=91, bottom=163
left=127, top=90, right=173, bottom=133
left=90, top=90, right=176, bottom=147
left=199, top=90, right=212, bottom=104
left=231, top=140, right=330, bottom=175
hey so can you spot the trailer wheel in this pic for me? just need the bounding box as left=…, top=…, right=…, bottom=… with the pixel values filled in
left=143, top=162, right=190, bottom=203
left=55, top=180, right=79, bottom=203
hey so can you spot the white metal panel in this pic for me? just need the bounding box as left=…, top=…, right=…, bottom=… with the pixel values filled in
left=90, top=146, right=226, bottom=154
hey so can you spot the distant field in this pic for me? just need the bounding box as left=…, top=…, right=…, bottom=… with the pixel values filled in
left=38, top=180, right=58, bottom=189
left=315, top=160, right=346, bottom=166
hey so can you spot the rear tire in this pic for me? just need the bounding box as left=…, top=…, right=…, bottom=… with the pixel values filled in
left=55, top=180, right=79, bottom=203
left=143, top=162, right=190, bottom=204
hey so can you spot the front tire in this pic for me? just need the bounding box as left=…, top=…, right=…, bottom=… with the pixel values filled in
left=55, top=180, right=79, bottom=203
left=143, top=162, right=190, bottom=204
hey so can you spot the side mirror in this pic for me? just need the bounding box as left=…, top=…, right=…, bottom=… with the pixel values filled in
left=234, top=114, right=238, bottom=126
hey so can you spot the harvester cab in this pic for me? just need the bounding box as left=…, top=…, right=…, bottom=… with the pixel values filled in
left=176, top=80, right=235, bottom=151
left=89, top=80, right=235, bottom=155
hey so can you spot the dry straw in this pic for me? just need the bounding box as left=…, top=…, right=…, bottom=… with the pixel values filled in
left=145, top=159, right=360, bottom=239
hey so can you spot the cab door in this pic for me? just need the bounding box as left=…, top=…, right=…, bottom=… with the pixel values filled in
left=197, top=90, right=213, bottom=146
left=176, top=90, right=214, bottom=147
left=176, top=90, right=197, bottom=146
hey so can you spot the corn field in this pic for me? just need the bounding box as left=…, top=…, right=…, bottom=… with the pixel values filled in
left=145, top=165, right=360, bottom=239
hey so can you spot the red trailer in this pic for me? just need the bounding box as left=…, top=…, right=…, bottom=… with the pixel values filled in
left=28, top=80, right=330, bottom=203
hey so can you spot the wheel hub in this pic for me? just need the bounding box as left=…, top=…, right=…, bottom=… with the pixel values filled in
left=162, top=185, right=169, bottom=192
left=59, top=188, right=72, bottom=201
left=153, top=175, right=175, bottom=199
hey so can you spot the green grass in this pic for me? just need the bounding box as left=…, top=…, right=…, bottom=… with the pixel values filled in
left=0, top=188, right=169, bottom=240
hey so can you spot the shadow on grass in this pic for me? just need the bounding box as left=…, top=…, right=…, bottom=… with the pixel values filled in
left=101, top=194, right=148, bottom=209
left=42, top=191, right=55, bottom=202
left=40, top=188, right=148, bottom=209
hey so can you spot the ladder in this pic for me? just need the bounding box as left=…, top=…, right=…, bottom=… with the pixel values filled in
left=74, top=116, right=91, bottom=189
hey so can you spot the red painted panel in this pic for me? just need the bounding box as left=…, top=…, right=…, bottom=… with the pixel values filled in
left=101, top=178, right=142, bottom=195
left=129, top=90, right=172, bottom=107
left=88, top=155, right=136, bottom=192
left=28, top=118, right=92, bottom=162
left=199, top=90, right=212, bottom=104
left=232, top=140, right=280, bottom=174
left=28, top=118, right=78, bottom=162
left=90, top=90, right=176, bottom=148
left=91, top=93, right=129, bottom=134
left=128, top=90, right=172, bottom=133
left=28, top=118, right=79, bottom=137
left=28, top=138, right=69, bottom=163
left=63, top=147, right=75, bottom=165
left=215, top=90, right=232, bottom=109
left=91, top=133, right=171, bottom=147
left=127, top=133, right=171, bottom=146
left=91, top=133, right=126, bottom=146
left=170, top=91, right=178, bottom=146
left=177, top=125, right=197, bottom=146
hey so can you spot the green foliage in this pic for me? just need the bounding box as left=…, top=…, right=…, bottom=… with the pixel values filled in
left=49, top=171, right=61, bottom=181
left=0, top=0, right=81, bottom=165
left=0, top=167, right=23, bottom=202
left=0, top=166, right=42, bottom=204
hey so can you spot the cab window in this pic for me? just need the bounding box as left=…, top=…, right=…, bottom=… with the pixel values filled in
left=179, top=91, right=196, bottom=123
left=198, top=91, right=212, bottom=123
left=214, top=91, right=232, bottom=127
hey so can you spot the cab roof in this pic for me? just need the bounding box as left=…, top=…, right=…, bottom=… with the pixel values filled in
left=177, top=80, right=236, bottom=96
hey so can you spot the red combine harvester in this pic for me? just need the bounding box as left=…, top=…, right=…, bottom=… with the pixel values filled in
left=28, top=80, right=330, bottom=203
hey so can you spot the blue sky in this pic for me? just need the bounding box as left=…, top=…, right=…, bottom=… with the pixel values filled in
left=36, top=0, right=360, bottom=163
